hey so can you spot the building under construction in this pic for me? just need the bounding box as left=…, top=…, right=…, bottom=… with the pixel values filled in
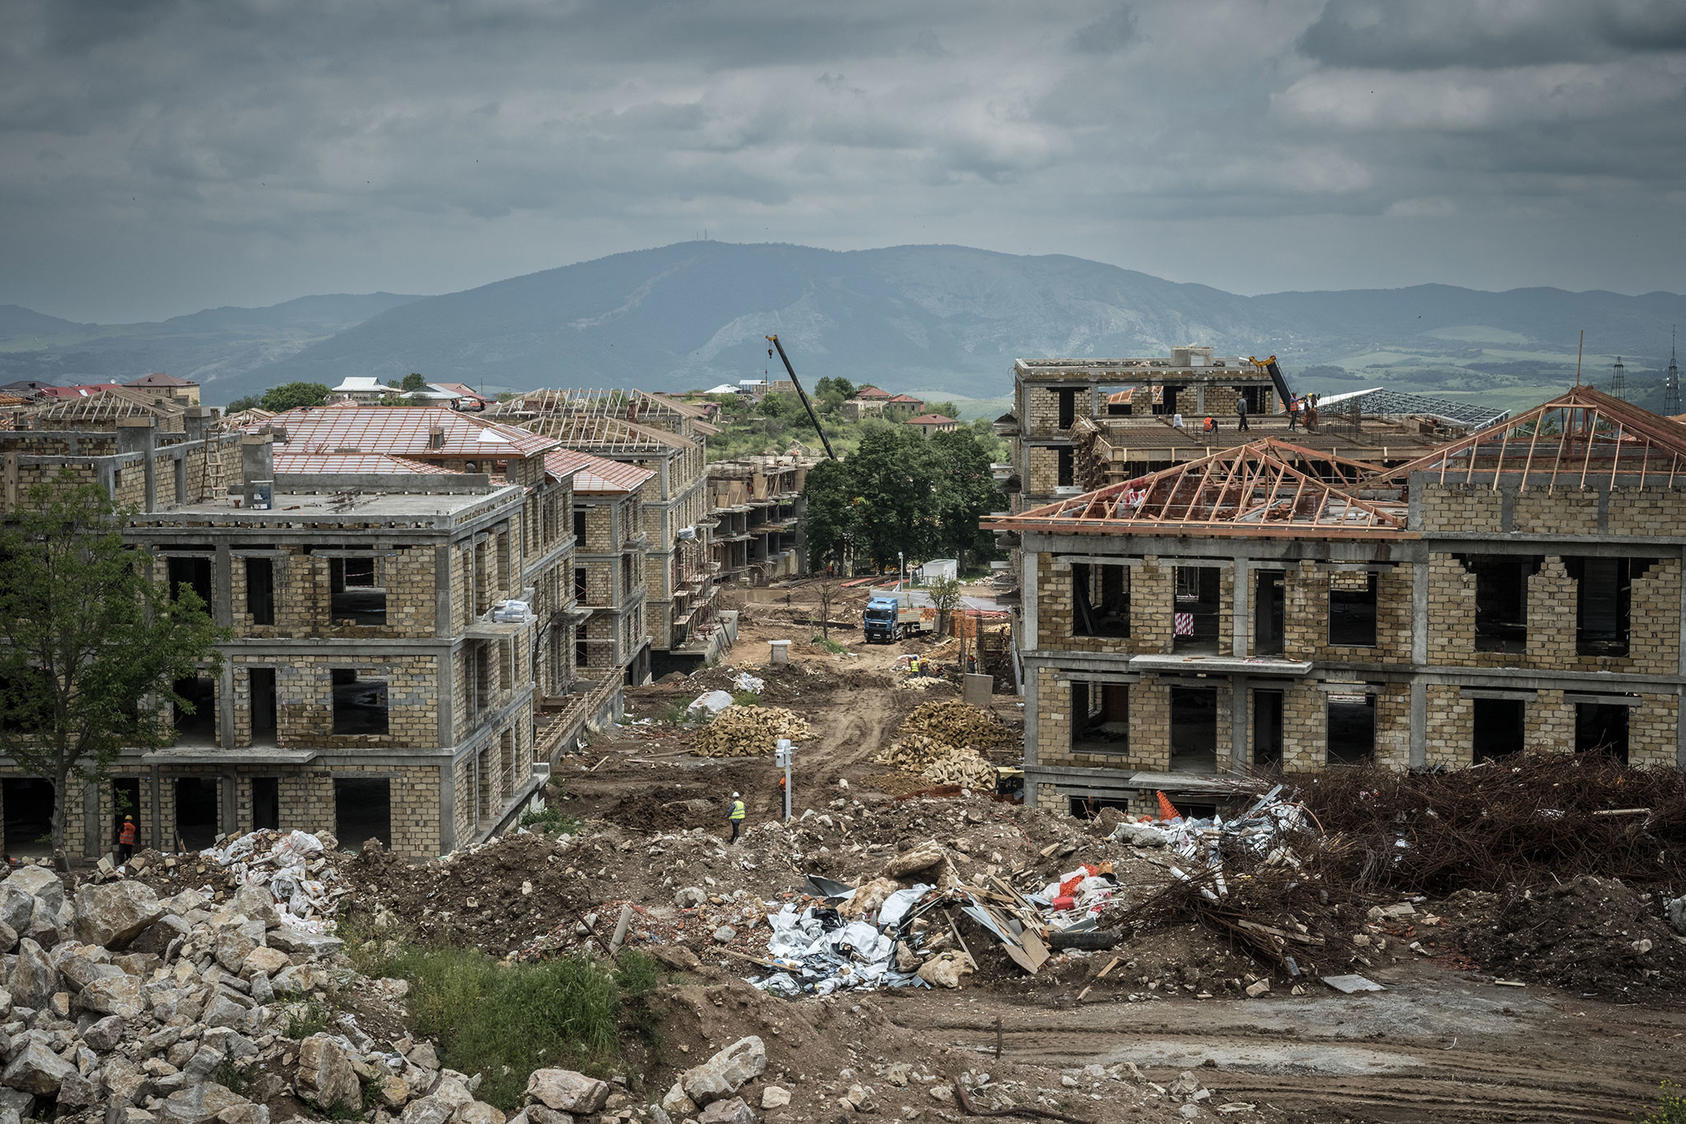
left=989, top=361, right=1686, bottom=816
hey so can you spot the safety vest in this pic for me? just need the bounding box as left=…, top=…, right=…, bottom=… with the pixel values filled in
left=728, top=799, right=746, bottom=822
left=119, top=821, right=137, bottom=845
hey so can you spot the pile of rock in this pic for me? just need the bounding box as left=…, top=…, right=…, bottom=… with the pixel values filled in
left=0, top=864, right=470, bottom=1124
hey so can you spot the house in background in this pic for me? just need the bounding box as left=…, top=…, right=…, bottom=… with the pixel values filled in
left=905, top=412, right=959, bottom=436
left=329, top=376, right=401, bottom=402
left=124, top=372, right=201, bottom=407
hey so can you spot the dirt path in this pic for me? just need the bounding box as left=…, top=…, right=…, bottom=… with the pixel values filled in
left=887, top=971, right=1685, bottom=1123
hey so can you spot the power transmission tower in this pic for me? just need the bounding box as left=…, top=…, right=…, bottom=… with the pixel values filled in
left=1610, top=355, right=1625, bottom=399
left=1666, top=329, right=1681, bottom=416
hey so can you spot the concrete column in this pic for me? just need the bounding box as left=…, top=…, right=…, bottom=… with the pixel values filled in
left=1411, top=560, right=1429, bottom=666
left=116, top=417, right=157, bottom=512
left=1232, top=558, right=1250, bottom=657
left=218, top=660, right=237, bottom=751
left=1022, top=551, right=1039, bottom=653
left=1410, top=679, right=1427, bottom=768
left=1230, top=676, right=1248, bottom=772
left=82, top=780, right=101, bottom=861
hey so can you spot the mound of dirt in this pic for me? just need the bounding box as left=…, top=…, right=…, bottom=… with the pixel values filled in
left=1454, top=875, right=1686, bottom=1002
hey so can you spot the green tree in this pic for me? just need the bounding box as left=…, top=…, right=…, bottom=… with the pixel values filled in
left=224, top=394, right=261, bottom=414
left=259, top=382, right=332, bottom=412
left=801, top=459, right=860, bottom=572
left=401, top=372, right=428, bottom=392
left=929, top=428, right=1005, bottom=572
left=0, top=481, right=223, bottom=863
left=927, top=575, right=962, bottom=637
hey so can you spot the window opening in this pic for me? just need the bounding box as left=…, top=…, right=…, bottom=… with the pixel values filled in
left=111, top=777, right=141, bottom=851
left=1072, top=563, right=1130, bottom=637
left=1326, top=693, right=1375, bottom=765
left=1068, top=795, right=1132, bottom=818
left=1254, top=570, right=1285, bottom=656
left=1056, top=446, right=1075, bottom=488
left=167, top=556, right=212, bottom=605
left=330, top=669, right=388, bottom=735
left=174, top=778, right=219, bottom=851
left=173, top=675, right=217, bottom=742
left=1169, top=686, right=1217, bottom=772
left=574, top=508, right=588, bottom=542
left=1473, top=697, right=1525, bottom=762
left=1568, top=557, right=1649, bottom=657
left=334, top=777, right=390, bottom=848
left=330, top=556, right=386, bottom=625
left=1, top=779, right=54, bottom=858
left=1328, top=571, right=1378, bottom=647
left=1173, top=566, right=1220, bottom=653
left=1070, top=680, right=1129, bottom=753
left=1056, top=388, right=1077, bottom=430
left=246, top=557, right=275, bottom=625
left=1574, top=702, right=1629, bottom=764
left=1462, top=555, right=1537, bottom=653
left=251, top=777, right=280, bottom=831
left=1252, top=689, right=1284, bottom=767
left=576, top=566, right=589, bottom=602
left=249, top=667, right=277, bottom=741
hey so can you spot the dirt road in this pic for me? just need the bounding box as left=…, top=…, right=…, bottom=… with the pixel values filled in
left=891, top=969, right=1684, bottom=1123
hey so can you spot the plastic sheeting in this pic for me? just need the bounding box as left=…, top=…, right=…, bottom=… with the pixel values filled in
left=203, top=829, right=340, bottom=931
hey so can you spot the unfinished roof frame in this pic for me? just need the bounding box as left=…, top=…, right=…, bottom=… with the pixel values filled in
left=989, top=439, right=1411, bottom=540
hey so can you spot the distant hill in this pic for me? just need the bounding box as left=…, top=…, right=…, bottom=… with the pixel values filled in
left=4, top=243, right=1679, bottom=410
left=0, top=293, right=421, bottom=390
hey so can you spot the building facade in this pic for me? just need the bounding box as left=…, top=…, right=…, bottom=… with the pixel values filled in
left=988, top=387, right=1686, bottom=817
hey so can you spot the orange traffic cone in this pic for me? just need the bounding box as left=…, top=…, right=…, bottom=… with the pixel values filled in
left=1156, top=790, right=1180, bottom=821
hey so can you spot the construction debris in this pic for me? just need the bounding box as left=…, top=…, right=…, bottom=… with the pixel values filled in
left=200, top=829, right=347, bottom=930
left=693, top=706, right=814, bottom=757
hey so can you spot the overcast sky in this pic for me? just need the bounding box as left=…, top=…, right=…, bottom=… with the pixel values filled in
left=4, top=0, right=1684, bottom=323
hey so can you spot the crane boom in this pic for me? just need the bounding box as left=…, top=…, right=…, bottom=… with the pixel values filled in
left=1248, top=354, right=1296, bottom=413
left=765, top=334, right=837, bottom=460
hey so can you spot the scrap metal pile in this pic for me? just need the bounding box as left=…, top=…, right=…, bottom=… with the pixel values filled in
left=744, top=843, right=1121, bottom=997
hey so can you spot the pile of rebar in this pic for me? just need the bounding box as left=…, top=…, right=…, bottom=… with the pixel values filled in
left=1299, top=753, right=1686, bottom=894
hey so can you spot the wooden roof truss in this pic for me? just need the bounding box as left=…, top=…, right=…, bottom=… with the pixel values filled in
left=1371, top=385, right=1686, bottom=492
left=990, top=440, right=1410, bottom=539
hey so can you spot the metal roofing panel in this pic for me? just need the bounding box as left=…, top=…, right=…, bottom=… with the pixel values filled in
left=260, top=406, right=556, bottom=457
left=544, top=448, right=655, bottom=493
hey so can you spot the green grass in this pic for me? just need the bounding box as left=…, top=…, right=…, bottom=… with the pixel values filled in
left=280, top=997, right=337, bottom=1039
left=379, top=947, right=663, bottom=1110
left=810, top=633, right=848, bottom=654
left=729, top=688, right=762, bottom=707
left=518, top=805, right=580, bottom=836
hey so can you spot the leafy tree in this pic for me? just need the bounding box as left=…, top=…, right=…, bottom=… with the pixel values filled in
left=929, top=428, right=1006, bottom=572
left=224, top=394, right=261, bottom=414
left=401, top=372, right=428, bottom=392
left=0, top=481, right=223, bottom=863
left=801, top=459, right=860, bottom=572
left=259, top=382, right=332, bottom=412
left=928, top=576, right=962, bottom=637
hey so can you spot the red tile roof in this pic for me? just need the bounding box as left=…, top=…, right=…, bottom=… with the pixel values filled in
left=544, top=448, right=656, bottom=494
left=905, top=413, right=958, bottom=425
left=259, top=405, right=557, bottom=458
left=854, top=386, right=892, bottom=399
left=887, top=393, right=923, bottom=404
left=430, top=382, right=495, bottom=403
left=273, top=451, right=458, bottom=476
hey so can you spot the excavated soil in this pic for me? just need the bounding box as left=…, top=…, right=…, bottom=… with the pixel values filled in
left=1448, top=875, right=1686, bottom=1003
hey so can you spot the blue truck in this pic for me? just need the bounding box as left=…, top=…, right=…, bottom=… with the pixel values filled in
left=862, top=589, right=937, bottom=643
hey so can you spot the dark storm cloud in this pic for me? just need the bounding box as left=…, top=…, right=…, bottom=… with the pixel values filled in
left=1, top=0, right=1682, bottom=321
left=1300, top=0, right=1686, bottom=70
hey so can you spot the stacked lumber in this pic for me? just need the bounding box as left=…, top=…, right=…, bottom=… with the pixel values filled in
left=875, top=734, right=999, bottom=790
left=693, top=706, right=813, bottom=758
left=898, top=700, right=1016, bottom=760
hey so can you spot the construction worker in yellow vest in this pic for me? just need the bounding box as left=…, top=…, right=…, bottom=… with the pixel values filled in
left=727, top=791, right=746, bottom=844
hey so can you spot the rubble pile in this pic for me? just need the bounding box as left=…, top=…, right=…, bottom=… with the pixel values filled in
left=1303, top=752, right=1686, bottom=893
left=0, top=857, right=488, bottom=1124
left=1448, top=875, right=1686, bottom=1002
left=873, top=700, right=1016, bottom=789
left=692, top=707, right=813, bottom=758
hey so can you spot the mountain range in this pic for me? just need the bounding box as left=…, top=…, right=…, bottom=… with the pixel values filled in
left=2, top=242, right=1680, bottom=413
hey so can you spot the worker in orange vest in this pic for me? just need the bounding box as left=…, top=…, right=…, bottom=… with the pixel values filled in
left=118, top=815, right=137, bottom=861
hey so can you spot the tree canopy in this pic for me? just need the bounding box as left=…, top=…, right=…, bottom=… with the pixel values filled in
left=800, top=424, right=1004, bottom=574
left=0, top=481, right=223, bottom=861
left=401, top=372, right=428, bottom=392
left=259, top=381, right=332, bottom=412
